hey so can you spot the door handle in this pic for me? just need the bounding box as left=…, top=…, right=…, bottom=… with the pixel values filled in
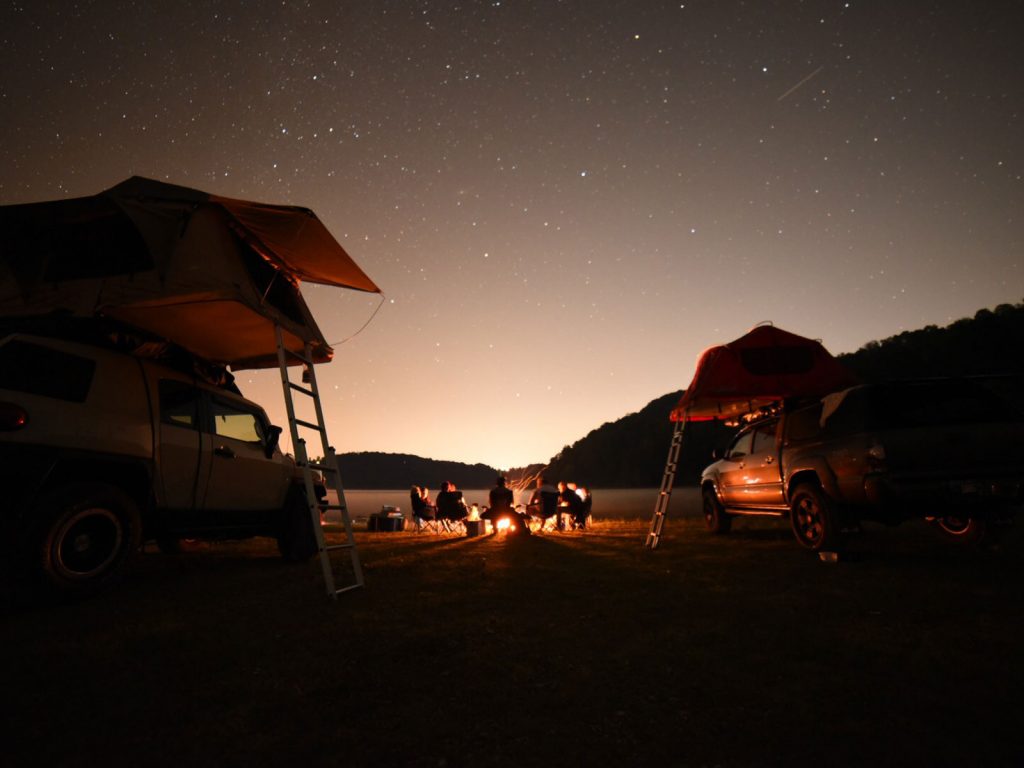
left=214, top=445, right=235, bottom=458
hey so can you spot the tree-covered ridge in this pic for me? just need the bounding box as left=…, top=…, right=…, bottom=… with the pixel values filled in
left=838, top=301, right=1024, bottom=381
left=336, top=452, right=500, bottom=490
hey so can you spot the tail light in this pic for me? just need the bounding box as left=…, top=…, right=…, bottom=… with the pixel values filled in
left=0, top=402, right=28, bottom=431
left=866, top=442, right=886, bottom=471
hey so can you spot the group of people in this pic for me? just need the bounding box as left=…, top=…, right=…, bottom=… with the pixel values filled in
left=527, top=476, right=592, bottom=531
left=409, top=475, right=592, bottom=535
left=409, top=481, right=469, bottom=524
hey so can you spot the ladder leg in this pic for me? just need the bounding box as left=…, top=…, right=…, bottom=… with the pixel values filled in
left=275, top=325, right=364, bottom=598
left=645, top=419, right=686, bottom=549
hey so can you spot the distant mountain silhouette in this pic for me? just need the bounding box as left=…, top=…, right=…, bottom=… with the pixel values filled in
left=340, top=301, right=1023, bottom=489
left=336, top=451, right=500, bottom=490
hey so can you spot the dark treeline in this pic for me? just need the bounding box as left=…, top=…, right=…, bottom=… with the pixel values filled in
left=336, top=452, right=499, bottom=490
left=514, top=392, right=735, bottom=489
left=837, top=301, right=1024, bottom=382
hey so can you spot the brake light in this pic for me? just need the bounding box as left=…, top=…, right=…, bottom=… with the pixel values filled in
left=0, top=402, right=28, bottom=431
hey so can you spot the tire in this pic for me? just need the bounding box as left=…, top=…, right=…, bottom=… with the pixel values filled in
left=790, top=482, right=842, bottom=551
left=33, top=483, right=142, bottom=598
left=702, top=486, right=732, bottom=534
left=930, top=514, right=987, bottom=545
left=277, top=488, right=318, bottom=562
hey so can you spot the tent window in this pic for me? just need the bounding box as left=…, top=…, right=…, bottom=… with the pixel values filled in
left=739, top=346, right=815, bottom=376
left=237, top=236, right=306, bottom=326
left=3, top=198, right=153, bottom=283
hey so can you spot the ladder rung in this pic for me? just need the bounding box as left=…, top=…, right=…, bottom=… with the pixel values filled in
left=300, top=462, right=338, bottom=472
left=289, top=382, right=315, bottom=397
left=294, top=418, right=323, bottom=431
left=319, top=504, right=346, bottom=511
left=325, top=542, right=356, bottom=552
left=333, top=584, right=362, bottom=596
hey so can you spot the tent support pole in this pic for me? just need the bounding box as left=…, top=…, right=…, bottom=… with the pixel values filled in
left=645, top=419, right=686, bottom=549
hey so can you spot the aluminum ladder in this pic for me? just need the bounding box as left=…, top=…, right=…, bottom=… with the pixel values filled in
left=645, top=419, right=685, bottom=549
left=275, top=325, right=364, bottom=597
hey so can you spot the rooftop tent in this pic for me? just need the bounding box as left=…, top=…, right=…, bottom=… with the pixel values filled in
left=670, top=324, right=859, bottom=422
left=0, top=176, right=380, bottom=369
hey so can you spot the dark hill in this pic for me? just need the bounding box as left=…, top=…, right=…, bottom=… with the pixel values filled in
left=336, top=452, right=499, bottom=490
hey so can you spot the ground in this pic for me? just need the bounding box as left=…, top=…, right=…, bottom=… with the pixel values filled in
left=4, top=500, right=1022, bottom=767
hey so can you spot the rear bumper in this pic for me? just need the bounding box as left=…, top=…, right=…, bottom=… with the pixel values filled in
left=863, top=472, right=1023, bottom=516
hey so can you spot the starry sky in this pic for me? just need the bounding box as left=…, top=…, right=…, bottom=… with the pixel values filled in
left=2, top=1, right=1021, bottom=469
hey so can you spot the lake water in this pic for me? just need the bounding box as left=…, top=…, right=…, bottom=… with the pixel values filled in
left=327, top=487, right=702, bottom=522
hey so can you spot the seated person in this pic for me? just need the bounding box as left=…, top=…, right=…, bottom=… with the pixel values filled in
left=435, top=480, right=469, bottom=521
left=482, top=476, right=530, bottom=535
left=409, top=486, right=436, bottom=524
left=528, top=476, right=560, bottom=528
left=575, top=486, right=593, bottom=530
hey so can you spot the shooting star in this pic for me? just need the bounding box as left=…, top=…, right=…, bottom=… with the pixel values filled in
left=777, top=65, right=824, bottom=102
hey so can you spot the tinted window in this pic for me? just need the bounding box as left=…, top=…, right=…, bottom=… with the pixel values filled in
left=866, top=380, right=1015, bottom=428
left=787, top=403, right=825, bottom=441
left=0, top=340, right=95, bottom=402
left=751, top=420, right=778, bottom=453
left=209, top=398, right=263, bottom=443
left=159, top=380, right=200, bottom=429
left=727, top=430, right=754, bottom=458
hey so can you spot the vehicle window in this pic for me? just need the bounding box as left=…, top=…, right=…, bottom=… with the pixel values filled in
left=787, top=403, right=824, bottom=441
left=751, top=421, right=778, bottom=454
left=727, top=430, right=754, bottom=458
left=0, top=340, right=95, bottom=402
left=867, top=381, right=1014, bottom=428
left=159, top=380, right=200, bottom=429
left=209, top=398, right=263, bottom=443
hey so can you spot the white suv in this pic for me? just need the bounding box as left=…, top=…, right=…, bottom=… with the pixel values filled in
left=0, top=331, right=318, bottom=598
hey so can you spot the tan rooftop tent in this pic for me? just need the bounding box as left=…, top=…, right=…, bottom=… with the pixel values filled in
left=646, top=324, right=857, bottom=548
left=0, top=176, right=380, bottom=369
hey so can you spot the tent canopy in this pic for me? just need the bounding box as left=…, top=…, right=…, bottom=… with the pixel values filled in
left=0, top=177, right=380, bottom=369
left=670, top=324, right=858, bottom=422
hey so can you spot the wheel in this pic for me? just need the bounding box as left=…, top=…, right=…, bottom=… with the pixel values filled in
left=702, top=486, right=732, bottom=534
left=32, top=483, right=142, bottom=598
left=277, top=488, right=318, bottom=562
left=930, top=514, right=987, bottom=545
left=789, top=483, right=842, bottom=551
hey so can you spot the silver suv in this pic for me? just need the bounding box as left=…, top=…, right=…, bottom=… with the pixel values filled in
left=0, top=332, right=318, bottom=597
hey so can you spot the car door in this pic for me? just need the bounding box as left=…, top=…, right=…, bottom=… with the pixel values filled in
left=719, top=419, right=783, bottom=508
left=200, top=393, right=291, bottom=518
left=718, top=428, right=755, bottom=505
left=737, top=419, right=784, bottom=507
left=157, top=378, right=208, bottom=516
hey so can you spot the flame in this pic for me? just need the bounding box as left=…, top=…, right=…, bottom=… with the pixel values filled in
left=496, top=517, right=514, bottom=532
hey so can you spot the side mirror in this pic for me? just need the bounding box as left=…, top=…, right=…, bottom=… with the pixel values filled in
left=264, top=425, right=282, bottom=458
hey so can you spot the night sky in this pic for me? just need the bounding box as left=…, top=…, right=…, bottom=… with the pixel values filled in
left=2, top=1, right=1021, bottom=469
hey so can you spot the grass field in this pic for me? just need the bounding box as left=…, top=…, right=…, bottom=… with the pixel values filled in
left=5, top=505, right=1022, bottom=767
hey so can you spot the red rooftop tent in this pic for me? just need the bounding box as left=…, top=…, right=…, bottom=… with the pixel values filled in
left=646, top=324, right=858, bottom=548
